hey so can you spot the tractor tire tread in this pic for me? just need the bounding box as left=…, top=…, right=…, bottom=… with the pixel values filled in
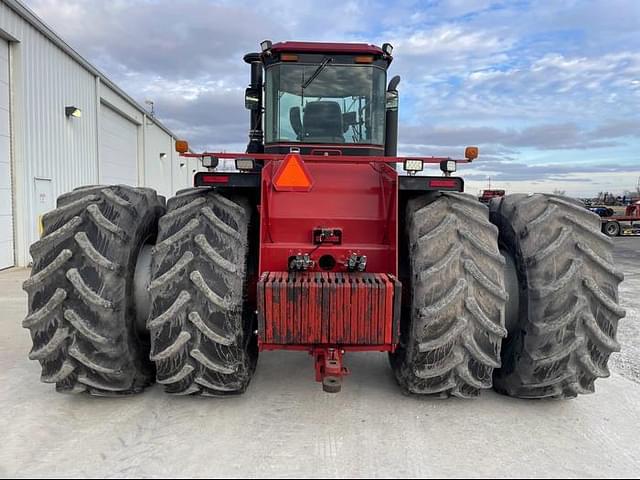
left=23, top=185, right=164, bottom=395
left=148, top=188, right=255, bottom=396
left=490, top=194, right=625, bottom=399
left=392, top=192, right=507, bottom=398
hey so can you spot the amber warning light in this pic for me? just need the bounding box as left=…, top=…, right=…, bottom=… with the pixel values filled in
left=272, top=154, right=313, bottom=192
left=175, top=140, right=189, bottom=154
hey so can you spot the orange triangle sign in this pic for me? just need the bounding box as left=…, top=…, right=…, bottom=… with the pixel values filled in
left=273, top=154, right=313, bottom=191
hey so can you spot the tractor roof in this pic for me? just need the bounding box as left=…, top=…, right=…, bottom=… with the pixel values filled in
left=271, top=41, right=384, bottom=56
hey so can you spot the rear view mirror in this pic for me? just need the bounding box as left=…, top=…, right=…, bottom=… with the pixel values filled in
left=245, top=87, right=261, bottom=110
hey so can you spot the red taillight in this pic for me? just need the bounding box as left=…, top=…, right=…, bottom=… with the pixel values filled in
left=429, top=178, right=459, bottom=189
left=201, top=175, right=229, bottom=184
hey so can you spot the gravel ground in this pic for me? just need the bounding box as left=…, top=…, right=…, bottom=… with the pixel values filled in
left=0, top=237, right=639, bottom=478
left=609, top=237, right=640, bottom=384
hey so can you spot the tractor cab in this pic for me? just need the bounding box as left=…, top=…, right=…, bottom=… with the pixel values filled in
left=245, top=41, right=397, bottom=156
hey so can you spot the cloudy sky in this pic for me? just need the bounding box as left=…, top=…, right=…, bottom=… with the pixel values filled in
left=28, top=0, right=640, bottom=196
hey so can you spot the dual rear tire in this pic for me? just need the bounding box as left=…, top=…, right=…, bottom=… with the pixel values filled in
left=392, top=192, right=625, bottom=399
left=24, top=186, right=624, bottom=399
left=23, top=186, right=256, bottom=397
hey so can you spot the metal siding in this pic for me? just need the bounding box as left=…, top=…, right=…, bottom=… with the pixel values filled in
left=99, top=103, right=138, bottom=186
left=0, top=2, right=98, bottom=255
left=0, top=2, right=186, bottom=265
left=0, top=36, right=12, bottom=268
left=144, top=122, right=173, bottom=198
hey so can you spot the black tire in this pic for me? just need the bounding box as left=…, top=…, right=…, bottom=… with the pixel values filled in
left=391, top=192, right=507, bottom=398
left=148, top=188, right=257, bottom=396
left=22, top=185, right=165, bottom=395
left=603, top=221, right=620, bottom=237
left=490, top=194, right=625, bottom=399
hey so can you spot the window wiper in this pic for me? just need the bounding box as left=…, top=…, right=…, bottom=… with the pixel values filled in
left=302, top=57, right=333, bottom=90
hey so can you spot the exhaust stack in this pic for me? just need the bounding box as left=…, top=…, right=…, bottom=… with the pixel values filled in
left=244, top=52, right=264, bottom=153
left=384, top=75, right=400, bottom=157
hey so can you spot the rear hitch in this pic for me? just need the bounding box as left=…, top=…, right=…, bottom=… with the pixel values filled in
left=313, top=348, right=350, bottom=393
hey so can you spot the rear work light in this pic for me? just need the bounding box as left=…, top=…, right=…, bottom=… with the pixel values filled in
left=202, top=156, right=219, bottom=168
left=236, top=159, right=256, bottom=171
left=440, top=159, right=456, bottom=175
left=403, top=159, right=424, bottom=175
left=273, top=153, right=313, bottom=192
left=260, top=40, right=272, bottom=52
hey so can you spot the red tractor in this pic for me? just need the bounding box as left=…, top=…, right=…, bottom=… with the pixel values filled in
left=601, top=202, right=640, bottom=236
left=23, top=41, right=625, bottom=399
left=479, top=189, right=506, bottom=204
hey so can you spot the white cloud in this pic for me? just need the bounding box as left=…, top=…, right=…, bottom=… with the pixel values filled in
left=25, top=0, right=640, bottom=195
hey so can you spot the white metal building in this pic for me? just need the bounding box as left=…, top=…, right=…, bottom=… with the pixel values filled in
left=0, top=0, right=199, bottom=269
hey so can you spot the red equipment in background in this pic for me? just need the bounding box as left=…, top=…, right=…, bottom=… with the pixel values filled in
left=479, top=189, right=505, bottom=204
left=601, top=201, right=640, bottom=236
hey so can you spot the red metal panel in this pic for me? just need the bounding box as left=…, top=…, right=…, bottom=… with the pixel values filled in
left=328, top=275, right=335, bottom=346
left=372, top=276, right=379, bottom=344
left=383, top=275, right=394, bottom=344
left=377, top=277, right=383, bottom=344
left=336, top=275, right=343, bottom=343
left=308, top=274, right=317, bottom=343
left=320, top=273, right=329, bottom=343
left=280, top=274, right=288, bottom=343
left=301, top=275, right=309, bottom=344
left=270, top=41, right=385, bottom=56
left=340, top=274, right=349, bottom=343
left=257, top=273, right=267, bottom=343
left=379, top=276, right=387, bottom=344
left=357, top=276, right=365, bottom=344
left=268, top=273, right=274, bottom=343
left=258, top=272, right=400, bottom=347
left=367, top=276, right=374, bottom=343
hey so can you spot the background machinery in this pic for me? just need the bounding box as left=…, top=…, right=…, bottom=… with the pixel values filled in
left=479, top=189, right=505, bottom=204
left=601, top=202, right=640, bottom=236
left=23, top=41, right=625, bottom=398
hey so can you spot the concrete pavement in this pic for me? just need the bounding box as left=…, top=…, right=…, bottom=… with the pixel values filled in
left=1, top=238, right=640, bottom=478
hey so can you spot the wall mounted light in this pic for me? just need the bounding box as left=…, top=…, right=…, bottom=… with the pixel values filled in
left=159, top=152, right=167, bottom=160
left=65, top=106, right=82, bottom=118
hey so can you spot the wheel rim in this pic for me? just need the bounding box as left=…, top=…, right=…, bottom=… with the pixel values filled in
left=606, top=223, right=619, bottom=235
left=133, top=243, right=154, bottom=334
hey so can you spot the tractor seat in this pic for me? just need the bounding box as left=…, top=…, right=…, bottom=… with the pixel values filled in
left=302, top=101, right=345, bottom=143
